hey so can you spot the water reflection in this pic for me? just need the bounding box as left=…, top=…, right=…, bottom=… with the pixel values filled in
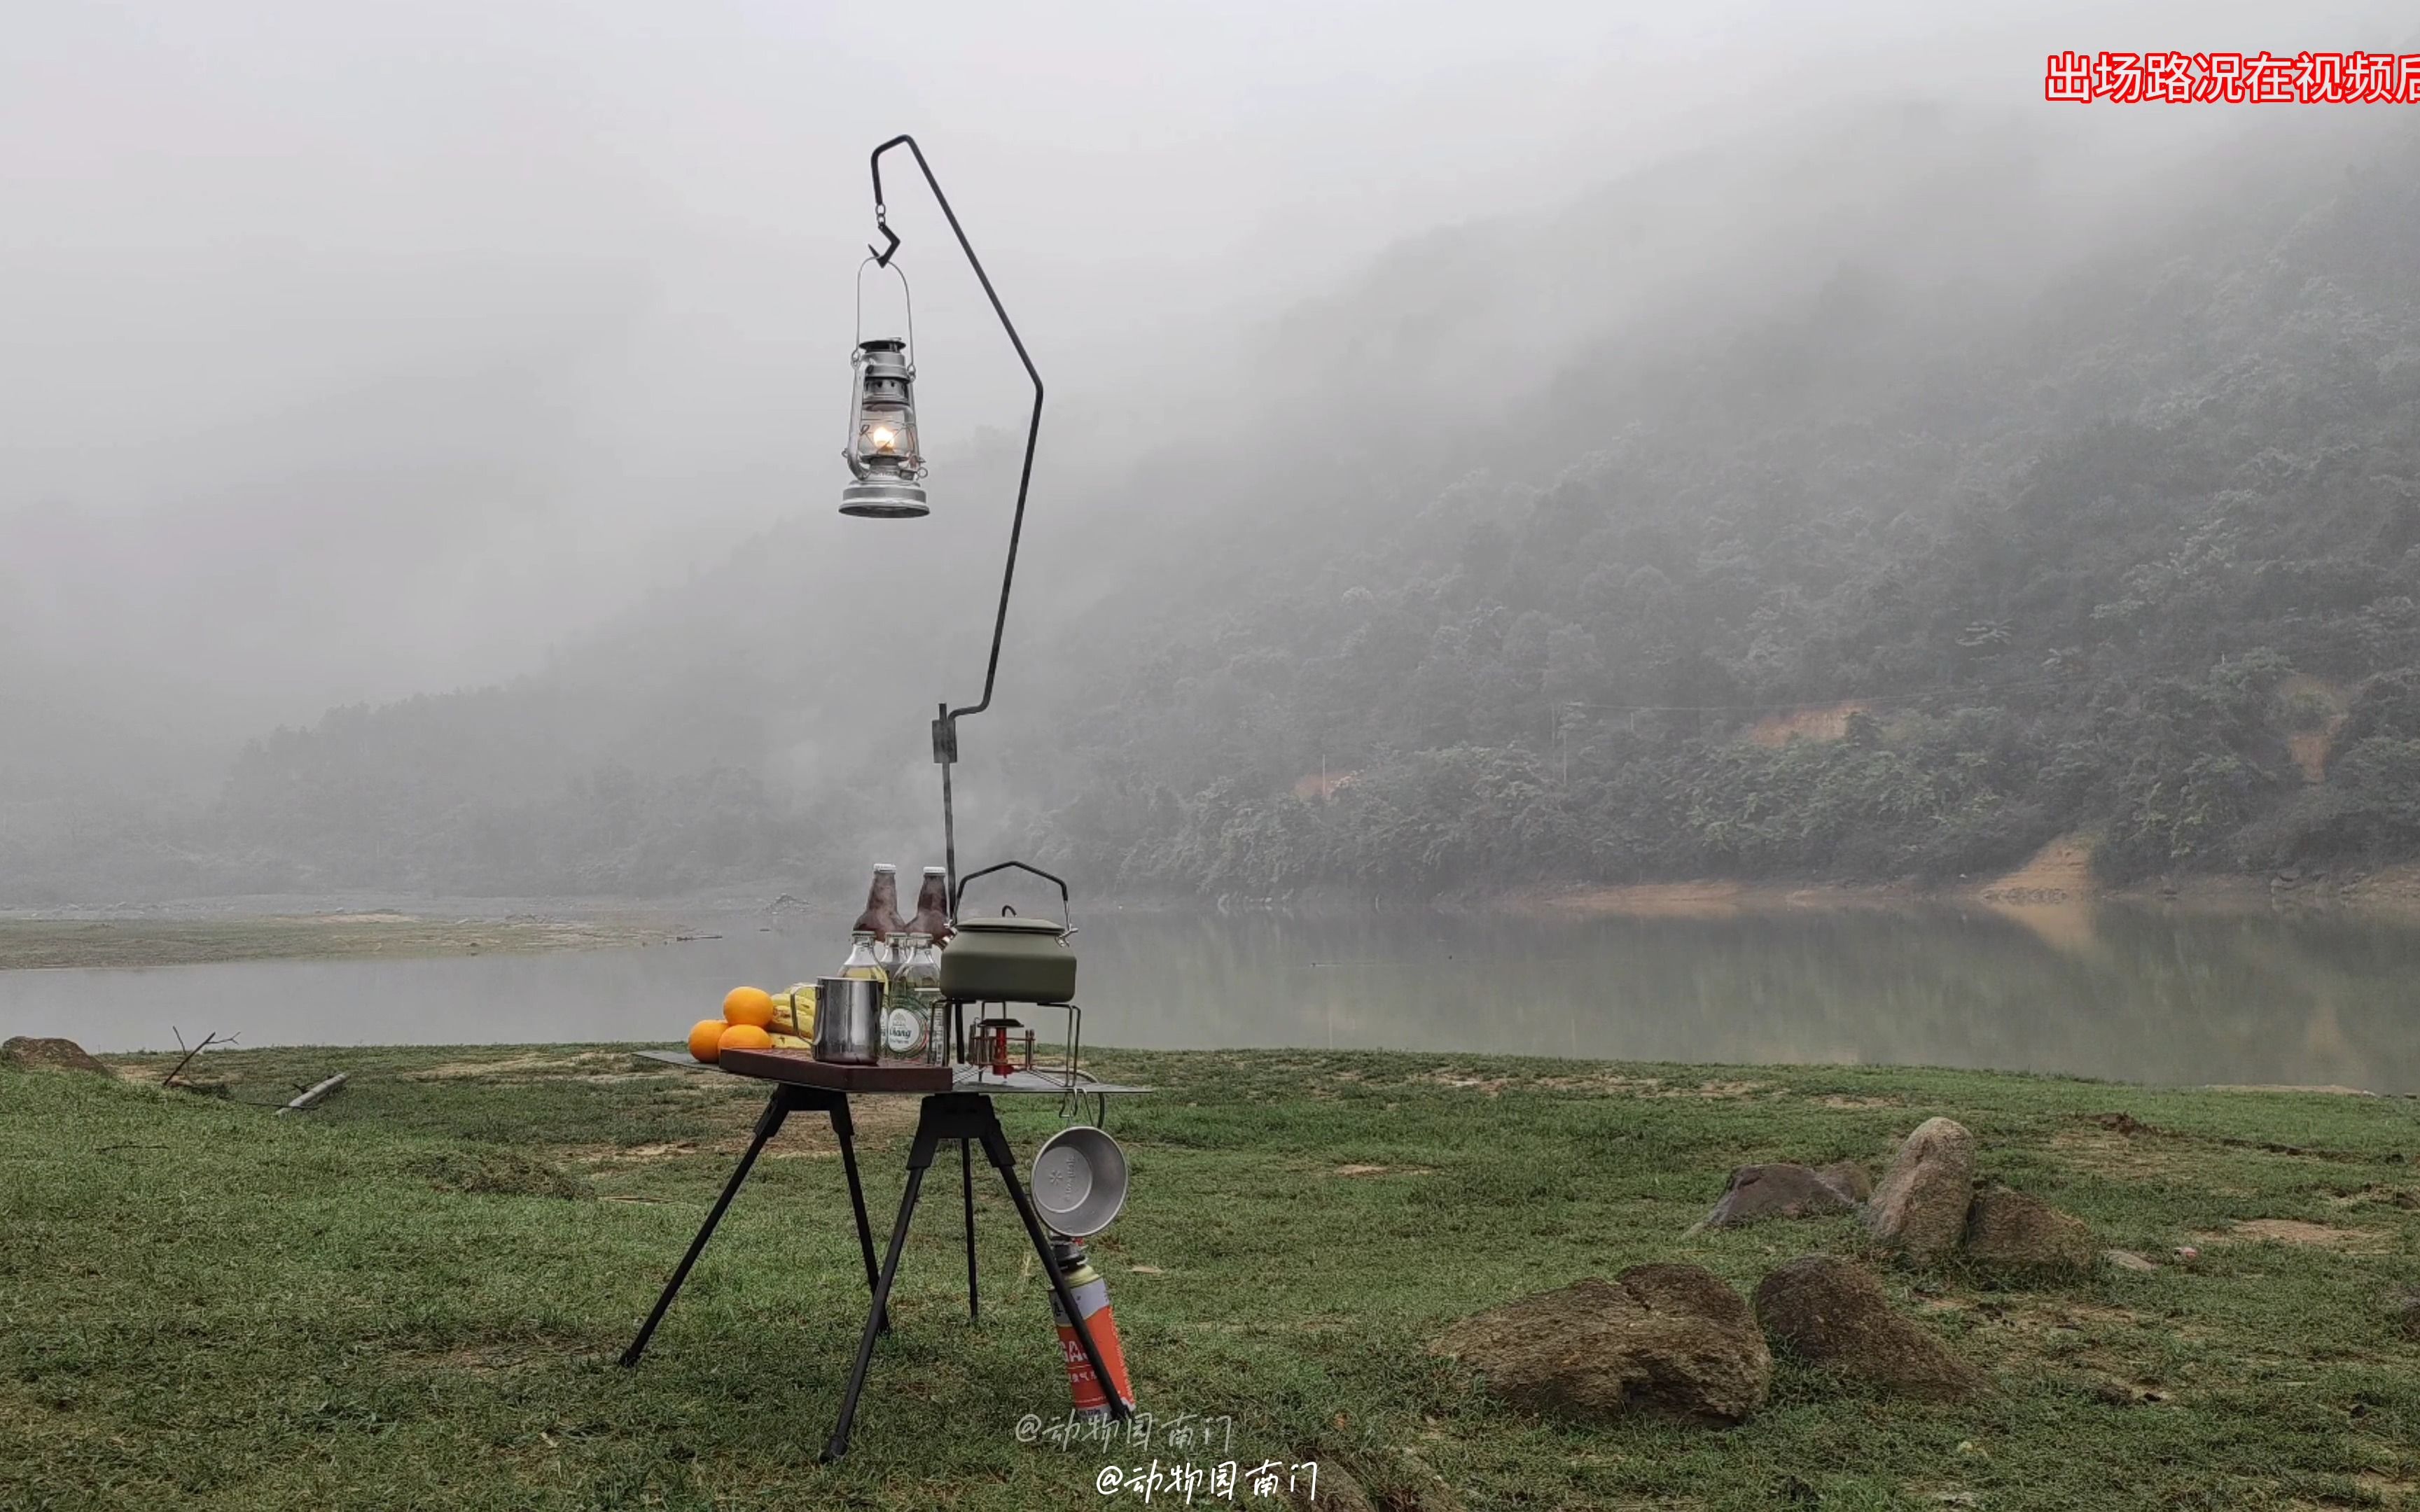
left=6, top=904, right=2419, bottom=1092
left=1080, top=903, right=2420, bottom=1093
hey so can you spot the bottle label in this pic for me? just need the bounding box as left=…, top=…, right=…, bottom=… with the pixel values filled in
left=883, top=1004, right=929, bottom=1056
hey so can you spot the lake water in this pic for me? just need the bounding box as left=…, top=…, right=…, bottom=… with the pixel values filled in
left=7, top=902, right=2420, bottom=1092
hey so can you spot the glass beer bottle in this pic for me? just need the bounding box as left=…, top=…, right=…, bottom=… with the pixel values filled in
left=910, top=865, right=954, bottom=945
left=854, top=863, right=905, bottom=972
left=840, top=930, right=887, bottom=983
left=881, top=932, right=937, bottom=1063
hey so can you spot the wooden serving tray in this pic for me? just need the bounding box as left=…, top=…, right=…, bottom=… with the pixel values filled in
left=714, top=1046, right=954, bottom=1093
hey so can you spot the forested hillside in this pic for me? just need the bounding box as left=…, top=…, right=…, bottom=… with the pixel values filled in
left=11, top=108, right=2419, bottom=904
left=1015, top=115, right=2420, bottom=898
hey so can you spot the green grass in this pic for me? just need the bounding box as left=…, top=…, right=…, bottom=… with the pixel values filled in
left=6, top=1046, right=2420, bottom=1510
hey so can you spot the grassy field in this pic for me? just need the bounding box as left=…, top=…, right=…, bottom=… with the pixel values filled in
left=6, top=1046, right=2420, bottom=1511
left=0, top=915, right=671, bottom=970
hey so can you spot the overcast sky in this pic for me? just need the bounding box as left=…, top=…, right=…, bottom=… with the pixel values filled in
left=2, top=0, right=2409, bottom=744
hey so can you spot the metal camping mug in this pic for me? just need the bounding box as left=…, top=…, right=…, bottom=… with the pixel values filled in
left=812, top=976, right=882, bottom=1066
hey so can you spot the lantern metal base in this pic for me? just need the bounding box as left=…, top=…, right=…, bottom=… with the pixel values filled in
left=840, top=478, right=930, bottom=518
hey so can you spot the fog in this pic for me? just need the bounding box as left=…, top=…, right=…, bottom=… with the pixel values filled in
left=3, top=0, right=2414, bottom=899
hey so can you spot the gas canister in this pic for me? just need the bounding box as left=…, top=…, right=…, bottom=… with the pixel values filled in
left=1048, top=1240, right=1134, bottom=1420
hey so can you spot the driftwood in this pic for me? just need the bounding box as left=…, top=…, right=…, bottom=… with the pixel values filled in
left=275, top=1073, right=349, bottom=1116
left=162, top=1028, right=237, bottom=1088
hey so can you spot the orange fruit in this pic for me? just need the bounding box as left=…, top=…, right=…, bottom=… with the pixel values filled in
left=718, top=1023, right=773, bottom=1054
left=722, top=986, right=776, bottom=1028
left=687, top=1018, right=726, bottom=1063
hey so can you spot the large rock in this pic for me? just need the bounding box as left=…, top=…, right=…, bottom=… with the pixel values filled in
left=1, top=1036, right=109, bottom=1075
left=1753, top=1255, right=1984, bottom=1401
left=1863, top=1117, right=1976, bottom=1259
left=1432, top=1264, right=1772, bottom=1426
left=1962, top=1187, right=2095, bottom=1270
left=1703, top=1163, right=1868, bottom=1227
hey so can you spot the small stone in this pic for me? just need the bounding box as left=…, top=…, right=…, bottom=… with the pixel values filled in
left=1702, top=1163, right=1864, bottom=1227
left=1753, top=1255, right=1985, bottom=1401
left=1962, top=1187, right=2096, bottom=1270
left=1380, top=1450, right=1464, bottom=1512
left=1, top=1036, right=109, bottom=1075
left=2391, top=1291, right=2420, bottom=1340
left=1279, top=1460, right=1376, bottom=1512
left=2102, top=1249, right=2159, bottom=1273
left=1863, top=1117, right=1977, bottom=1259
left=1432, top=1264, right=1772, bottom=1426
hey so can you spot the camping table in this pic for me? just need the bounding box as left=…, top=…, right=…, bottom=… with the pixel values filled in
left=618, top=1047, right=1147, bottom=1461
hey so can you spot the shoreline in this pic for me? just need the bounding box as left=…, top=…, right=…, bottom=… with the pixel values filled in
left=0, top=912, right=685, bottom=972
left=6, top=858, right=2419, bottom=972
left=1470, top=860, right=2420, bottom=924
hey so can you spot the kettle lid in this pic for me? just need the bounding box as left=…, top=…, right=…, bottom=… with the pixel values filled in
left=952, top=915, right=1066, bottom=935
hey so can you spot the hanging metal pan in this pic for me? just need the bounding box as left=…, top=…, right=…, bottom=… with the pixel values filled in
left=1029, top=1125, right=1128, bottom=1238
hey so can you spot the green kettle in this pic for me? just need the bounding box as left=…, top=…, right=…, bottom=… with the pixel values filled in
left=938, top=861, right=1078, bottom=1005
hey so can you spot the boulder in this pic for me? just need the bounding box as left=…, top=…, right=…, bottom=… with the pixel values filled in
left=1753, top=1255, right=1984, bottom=1401
left=1962, top=1187, right=2096, bottom=1270
left=1702, top=1163, right=1866, bottom=1227
left=1432, top=1263, right=1772, bottom=1426
left=1, top=1037, right=109, bottom=1076
left=1863, top=1117, right=1976, bottom=1259
left=1819, top=1160, right=1874, bottom=1203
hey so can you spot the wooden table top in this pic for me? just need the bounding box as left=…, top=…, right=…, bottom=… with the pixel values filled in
left=714, top=1048, right=954, bottom=1093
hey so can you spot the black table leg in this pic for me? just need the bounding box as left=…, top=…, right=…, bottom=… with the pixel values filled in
left=823, top=1128, right=938, bottom=1462
left=821, top=1093, right=1132, bottom=1462
left=620, top=1086, right=791, bottom=1368
left=975, top=1113, right=1133, bottom=1422
left=961, top=1138, right=979, bottom=1323
left=833, top=1099, right=889, bottom=1334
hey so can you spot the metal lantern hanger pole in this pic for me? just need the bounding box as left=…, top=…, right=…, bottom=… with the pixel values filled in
left=861, top=134, right=1043, bottom=909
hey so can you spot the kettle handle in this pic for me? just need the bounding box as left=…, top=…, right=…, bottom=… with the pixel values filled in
left=952, top=860, right=1076, bottom=937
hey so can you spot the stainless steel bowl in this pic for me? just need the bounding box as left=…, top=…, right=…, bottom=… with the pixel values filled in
left=812, top=976, right=882, bottom=1066
left=1029, top=1125, right=1129, bottom=1238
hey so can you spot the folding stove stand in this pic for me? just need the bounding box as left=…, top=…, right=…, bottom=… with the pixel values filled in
left=617, top=1049, right=1136, bottom=1462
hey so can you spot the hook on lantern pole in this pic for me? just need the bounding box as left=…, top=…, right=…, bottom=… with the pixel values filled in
left=863, top=134, right=1045, bottom=906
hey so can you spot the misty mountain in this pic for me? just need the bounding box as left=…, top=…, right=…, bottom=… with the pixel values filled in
left=1022, top=112, right=2420, bottom=897
left=8, top=104, right=2419, bottom=903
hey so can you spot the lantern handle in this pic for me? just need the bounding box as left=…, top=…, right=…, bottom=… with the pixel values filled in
left=852, top=256, right=917, bottom=370
left=865, top=133, right=1046, bottom=905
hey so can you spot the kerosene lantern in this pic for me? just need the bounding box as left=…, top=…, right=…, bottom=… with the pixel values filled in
left=835, top=133, right=1050, bottom=901
left=838, top=266, right=929, bottom=519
